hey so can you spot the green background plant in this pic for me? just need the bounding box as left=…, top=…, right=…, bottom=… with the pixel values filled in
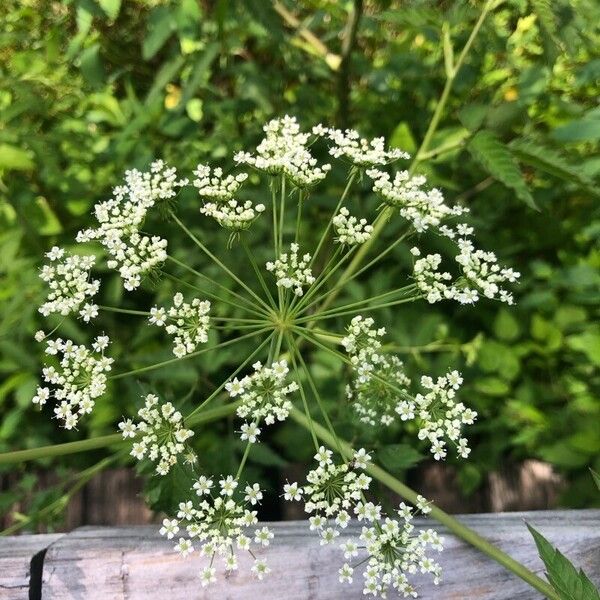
left=1, top=0, right=599, bottom=530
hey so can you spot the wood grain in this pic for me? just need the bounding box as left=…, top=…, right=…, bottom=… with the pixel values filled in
left=35, top=510, right=600, bottom=599
left=0, top=533, right=62, bottom=600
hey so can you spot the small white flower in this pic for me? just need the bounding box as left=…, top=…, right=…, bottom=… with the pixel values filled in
left=339, top=563, right=354, bottom=583
left=174, top=537, right=193, bottom=557
left=193, top=475, right=213, bottom=496
left=333, top=207, right=373, bottom=246
left=244, top=483, right=263, bottom=505
left=200, top=566, right=216, bottom=587
left=266, top=243, right=315, bottom=297
left=251, top=559, right=270, bottom=580
left=159, top=518, right=179, bottom=539
left=240, top=422, right=261, bottom=443
left=219, top=475, right=238, bottom=497
left=123, top=394, right=193, bottom=474
left=254, top=526, right=273, bottom=546
left=149, top=294, right=210, bottom=357
left=283, top=481, right=303, bottom=501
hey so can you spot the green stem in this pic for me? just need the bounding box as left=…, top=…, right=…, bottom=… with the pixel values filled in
left=1, top=454, right=119, bottom=536
left=186, top=333, right=273, bottom=419
left=311, top=170, right=357, bottom=268
left=235, top=439, right=253, bottom=480
left=325, top=0, right=494, bottom=314
left=99, top=305, right=149, bottom=317
left=241, top=237, right=278, bottom=310
left=0, top=403, right=241, bottom=465
left=279, top=175, right=286, bottom=253
left=285, top=332, right=319, bottom=452
left=164, top=269, right=267, bottom=320
left=296, top=293, right=419, bottom=324
left=297, top=284, right=417, bottom=322
left=170, top=211, right=273, bottom=314
left=110, top=327, right=270, bottom=380
left=289, top=407, right=559, bottom=600
left=293, top=345, right=344, bottom=458
left=295, top=190, right=304, bottom=244
left=303, top=228, right=413, bottom=315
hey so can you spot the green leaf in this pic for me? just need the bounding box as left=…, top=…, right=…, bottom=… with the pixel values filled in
left=527, top=524, right=600, bottom=600
left=530, top=0, right=562, bottom=64
left=509, top=139, right=597, bottom=194
left=389, top=122, right=416, bottom=154
left=143, top=7, right=176, bottom=60
left=0, top=144, right=35, bottom=171
left=567, top=330, right=600, bottom=366
left=590, top=469, right=600, bottom=492
left=493, top=309, right=521, bottom=342
left=377, top=444, right=424, bottom=472
left=247, top=443, right=287, bottom=468
left=97, top=0, right=121, bottom=20
left=468, top=131, right=538, bottom=210
left=552, top=119, right=600, bottom=143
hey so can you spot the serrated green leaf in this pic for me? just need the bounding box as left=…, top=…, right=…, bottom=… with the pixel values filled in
left=509, top=138, right=597, bottom=195
left=377, top=444, right=424, bottom=472
left=468, top=131, right=538, bottom=210
left=531, top=0, right=562, bottom=64
left=527, top=524, right=600, bottom=600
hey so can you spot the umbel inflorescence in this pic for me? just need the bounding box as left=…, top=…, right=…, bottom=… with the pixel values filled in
left=33, top=116, right=520, bottom=595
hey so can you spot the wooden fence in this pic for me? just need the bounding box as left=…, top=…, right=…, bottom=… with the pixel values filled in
left=1, top=509, right=599, bottom=599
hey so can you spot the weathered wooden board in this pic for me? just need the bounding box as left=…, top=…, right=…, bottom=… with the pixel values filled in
left=0, top=533, right=62, bottom=600
left=37, top=510, right=600, bottom=599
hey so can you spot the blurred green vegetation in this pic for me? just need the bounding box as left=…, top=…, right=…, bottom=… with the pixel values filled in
left=0, top=0, right=599, bottom=528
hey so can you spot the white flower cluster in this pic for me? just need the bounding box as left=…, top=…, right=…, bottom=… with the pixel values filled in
left=38, top=247, right=100, bottom=321
left=200, top=199, right=266, bottom=232
left=412, top=242, right=520, bottom=305
left=226, top=360, right=298, bottom=439
left=332, top=208, right=374, bottom=246
left=454, top=238, right=520, bottom=305
left=77, top=160, right=186, bottom=290
left=413, top=252, right=454, bottom=304
left=402, top=370, right=476, bottom=460
left=287, top=447, right=373, bottom=544
left=193, top=164, right=265, bottom=234
left=160, top=477, right=273, bottom=585
left=119, top=393, right=194, bottom=475
left=347, top=355, right=412, bottom=426
left=235, top=115, right=331, bottom=188
left=339, top=499, right=443, bottom=597
left=367, top=169, right=468, bottom=232
left=266, top=243, right=315, bottom=297
left=149, top=292, right=211, bottom=358
left=341, top=316, right=386, bottom=383
left=192, top=164, right=248, bottom=201
left=314, top=126, right=409, bottom=167
left=33, top=336, right=112, bottom=429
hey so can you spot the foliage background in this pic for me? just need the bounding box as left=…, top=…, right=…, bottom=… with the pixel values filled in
left=0, top=0, right=599, bottom=530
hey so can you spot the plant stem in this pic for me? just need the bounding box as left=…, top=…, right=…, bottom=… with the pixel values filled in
left=186, top=333, right=273, bottom=419
left=170, top=211, right=273, bottom=314
left=0, top=403, right=241, bottom=465
left=109, top=327, right=270, bottom=380
left=241, top=237, right=278, bottom=310
left=325, top=0, right=494, bottom=313
left=311, top=171, right=357, bottom=268
left=289, top=408, right=560, bottom=600
left=99, top=305, right=149, bottom=317
left=165, top=267, right=267, bottom=320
